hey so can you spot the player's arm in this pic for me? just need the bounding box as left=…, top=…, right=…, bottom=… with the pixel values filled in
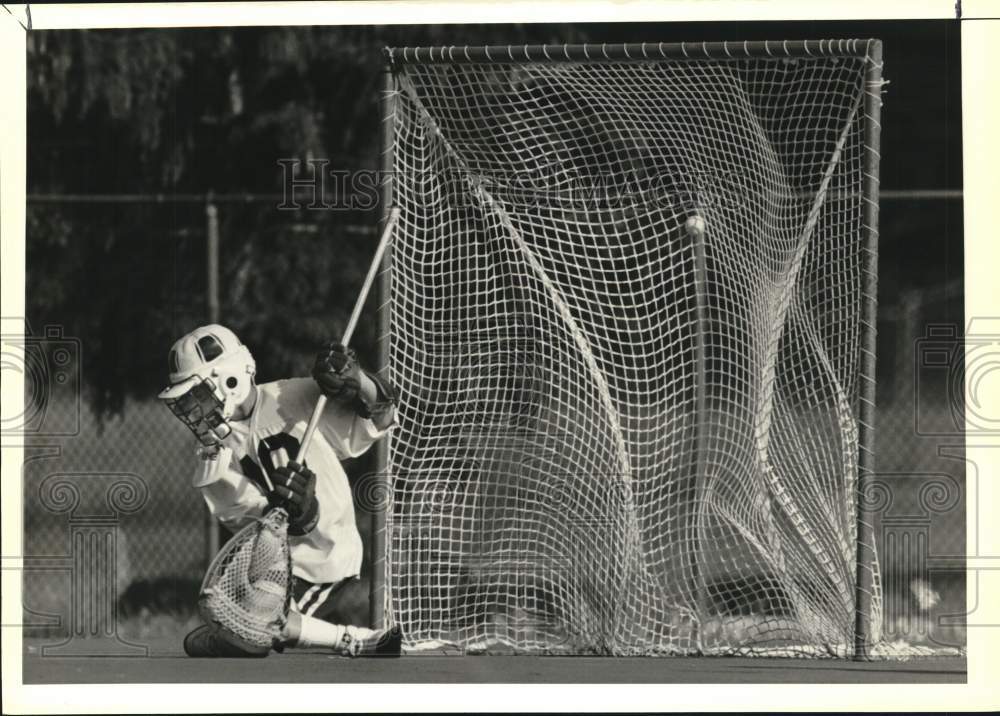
left=194, top=443, right=316, bottom=533
left=194, top=445, right=269, bottom=532
left=312, top=342, right=397, bottom=432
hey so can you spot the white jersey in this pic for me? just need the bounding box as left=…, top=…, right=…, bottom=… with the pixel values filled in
left=192, top=377, right=389, bottom=584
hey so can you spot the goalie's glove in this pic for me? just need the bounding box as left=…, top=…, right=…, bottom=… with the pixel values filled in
left=312, top=342, right=398, bottom=427
left=269, top=460, right=319, bottom=536
left=312, top=342, right=362, bottom=405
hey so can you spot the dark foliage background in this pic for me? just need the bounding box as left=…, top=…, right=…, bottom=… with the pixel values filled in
left=26, top=20, right=961, bottom=418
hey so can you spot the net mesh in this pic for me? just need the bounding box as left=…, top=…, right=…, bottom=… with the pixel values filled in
left=199, top=508, right=291, bottom=648
left=384, top=42, right=882, bottom=655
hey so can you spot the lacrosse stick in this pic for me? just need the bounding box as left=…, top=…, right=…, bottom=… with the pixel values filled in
left=197, top=207, right=401, bottom=651
left=296, top=206, right=401, bottom=462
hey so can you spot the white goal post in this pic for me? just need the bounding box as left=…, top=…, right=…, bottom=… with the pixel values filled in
left=371, top=40, right=885, bottom=657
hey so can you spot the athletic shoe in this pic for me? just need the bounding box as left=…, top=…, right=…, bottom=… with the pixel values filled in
left=350, top=624, right=403, bottom=657
left=183, top=623, right=271, bottom=658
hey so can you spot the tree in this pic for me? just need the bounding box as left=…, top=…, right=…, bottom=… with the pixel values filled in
left=27, top=25, right=593, bottom=417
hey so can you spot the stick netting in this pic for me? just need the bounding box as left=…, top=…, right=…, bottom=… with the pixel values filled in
left=384, top=42, right=882, bottom=655
left=199, top=508, right=292, bottom=648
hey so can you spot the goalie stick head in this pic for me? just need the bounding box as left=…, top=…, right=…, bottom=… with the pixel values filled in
left=199, top=507, right=292, bottom=651
left=158, top=324, right=257, bottom=446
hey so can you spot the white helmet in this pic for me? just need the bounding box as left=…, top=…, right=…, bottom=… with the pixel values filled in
left=158, top=324, right=256, bottom=445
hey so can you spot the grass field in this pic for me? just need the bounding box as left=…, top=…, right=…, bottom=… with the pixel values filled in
left=22, top=570, right=966, bottom=685
left=22, top=637, right=965, bottom=684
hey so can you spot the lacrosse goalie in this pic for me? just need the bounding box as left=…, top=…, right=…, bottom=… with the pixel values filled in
left=158, top=323, right=401, bottom=657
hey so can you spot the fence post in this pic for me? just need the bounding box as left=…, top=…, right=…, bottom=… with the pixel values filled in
left=205, top=194, right=221, bottom=563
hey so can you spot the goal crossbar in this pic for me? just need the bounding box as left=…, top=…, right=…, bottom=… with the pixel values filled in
left=385, top=39, right=881, bottom=65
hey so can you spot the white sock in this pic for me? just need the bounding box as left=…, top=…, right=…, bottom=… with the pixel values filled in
left=295, top=613, right=375, bottom=650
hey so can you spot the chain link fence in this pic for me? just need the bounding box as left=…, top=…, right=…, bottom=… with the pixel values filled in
left=871, top=286, right=967, bottom=650
left=20, top=198, right=216, bottom=641
left=18, top=193, right=966, bottom=652
left=22, top=397, right=205, bottom=634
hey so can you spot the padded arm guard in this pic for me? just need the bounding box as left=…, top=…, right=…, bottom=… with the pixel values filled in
left=355, top=371, right=398, bottom=430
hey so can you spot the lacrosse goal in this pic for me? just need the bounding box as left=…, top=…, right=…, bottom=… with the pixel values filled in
left=374, top=40, right=885, bottom=657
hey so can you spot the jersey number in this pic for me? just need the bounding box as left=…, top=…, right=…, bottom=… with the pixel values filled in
left=239, top=432, right=301, bottom=495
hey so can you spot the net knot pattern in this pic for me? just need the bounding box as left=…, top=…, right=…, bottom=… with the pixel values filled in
left=384, top=40, right=883, bottom=656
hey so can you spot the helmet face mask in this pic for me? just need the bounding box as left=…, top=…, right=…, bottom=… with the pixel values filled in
left=158, top=325, right=256, bottom=446
left=163, top=377, right=233, bottom=447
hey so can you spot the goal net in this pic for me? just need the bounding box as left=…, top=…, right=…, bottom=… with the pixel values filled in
left=379, top=40, right=885, bottom=656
